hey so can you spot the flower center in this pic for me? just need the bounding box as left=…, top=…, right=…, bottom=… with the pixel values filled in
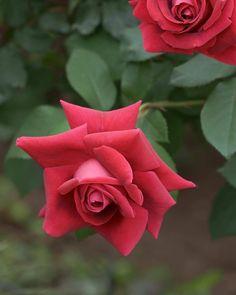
left=85, top=190, right=111, bottom=213
left=172, top=0, right=197, bottom=22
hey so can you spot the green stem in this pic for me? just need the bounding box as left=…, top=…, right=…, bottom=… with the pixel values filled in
left=140, top=99, right=205, bottom=115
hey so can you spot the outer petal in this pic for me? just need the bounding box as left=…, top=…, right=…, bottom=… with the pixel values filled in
left=60, top=100, right=141, bottom=132
left=94, top=145, right=133, bottom=185
left=129, top=0, right=138, bottom=8
left=206, top=44, right=236, bottom=65
left=38, top=206, right=46, bottom=218
left=207, top=4, right=236, bottom=54
left=133, top=0, right=154, bottom=22
left=140, top=22, right=193, bottom=54
left=43, top=165, right=86, bottom=237
left=16, top=124, right=88, bottom=168
left=95, top=202, right=148, bottom=256
left=134, top=171, right=176, bottom=238
left=84, top=129, right=160, bottom=171
left=155, top=156, right=196, bottom=191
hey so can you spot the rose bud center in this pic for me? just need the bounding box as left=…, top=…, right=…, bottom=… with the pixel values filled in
left=85, top=190, right=111, bottom=213
left=172, top=0, right=197, bottom=22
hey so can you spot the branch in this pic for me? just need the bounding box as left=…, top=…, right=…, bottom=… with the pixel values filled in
left=140, top=100, right=205, bottom=115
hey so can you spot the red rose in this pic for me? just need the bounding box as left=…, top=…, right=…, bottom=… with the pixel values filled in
left=130, top=0, right=236, bottom=65
left=16, top=101, right=195, bottom=255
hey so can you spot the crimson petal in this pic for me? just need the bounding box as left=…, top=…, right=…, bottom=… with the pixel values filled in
left=103, top=185, right=135, bottom=218
left=43, top=165, right=86, bottom=237
left=74, top=189, right=116, bottom=226
left=16, top=124, right=88, bottom=168
left=94, top=145, right=133, bottom=184
left=84, top=129, right=159, bottom=171
left=155, top=156, right=196, bottom=191
left=95, top=202, right=148, bottom=256
left=61, top=100, right=141, bottom=133
left=134, top=171, right=176, bottom=238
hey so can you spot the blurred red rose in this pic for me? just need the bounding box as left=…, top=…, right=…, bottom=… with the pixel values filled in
left=16, top=101, right=195, bottom=255
left=130, top=0, right=236, bottom=65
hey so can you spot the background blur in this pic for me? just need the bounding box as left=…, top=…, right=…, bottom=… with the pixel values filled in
left=0, top=0, right=236, bottom=294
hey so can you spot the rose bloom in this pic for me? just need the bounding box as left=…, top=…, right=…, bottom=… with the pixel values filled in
left=16, top=101, right=195, bottom=255
left=130, top=0, right=236, bottom=65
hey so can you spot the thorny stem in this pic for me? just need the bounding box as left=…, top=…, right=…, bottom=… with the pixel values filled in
left=139, top=100, right=205, bottom=117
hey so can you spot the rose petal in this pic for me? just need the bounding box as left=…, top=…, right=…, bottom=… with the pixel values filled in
left=139, top=22, right=193, bottom=54
left=204, top=1, right=236, bottom=55
left=162, top=5, right=232, bottom=49
left=74, top=189, right=116, bottom=226
left=94, top=145, right=133, bottom=185
left=155, top=156, right=196, bottom=191
left=103, top=185, right=135, bottom=218
left=38, top=206, right=46, bottom=218
left=60, top=100, right=141, bottom=133
left=74, top=158, right=120, bottom=185
left=86, top=190, right=111, bottom=213
left=84, top=129, right=160, bottom=171
left=16, top=124, right=88, bottom=168
left=133, top=0, right=156, bottom=23
left=125, top=183, right=144, bottom=206
left=147, top=0, right=184, bottom=31
left=134, top=171, right=176, bottom=238
left=58, top=178, right=80, bottom=195
left=206, top=44, right=236, bottom=65
left=203, top=0, right=227, bottom=30
left=43, top=166, right=86, bottom=237
left=95, top=202, right=148, bottom=256
left=162, top=20, right=231, bottom=49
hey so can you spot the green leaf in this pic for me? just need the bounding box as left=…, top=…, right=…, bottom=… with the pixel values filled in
left=0, top=46, right=27, bottom=88
left=210, top=185, right=236, bottom=239
left=138, top=110, right=169, bottom=143
left=72, top=0, right=100, bottom=35
left=165, top=112, right=184, bottom=154
left=14, top=27, right=53, bottom=53
left=0, top=86, right=14, bottom=105
left=171, top=55, right=236, bottom=87
left=0, top=123, right=13, bottom=140
left=39, top=11, right=70, bottom=34
left=219, top=153, right=236, bottom=188
left=5, top=106, right=69, bottom=195
left=75, top=228, right=96, bottom=240
left=69, top=0, right=79, bottom=13
left=121, top=62, right=154, bottom=103
left=102, top=0, right=137, bottom=39
left=66, top=48, right=117, bottom=110
left=66, top=30, right=125, bottom=81
left=5, top=159, right=43, bottom=196
left=146, top=61, right=174, bottom=102
left=2, top=0, right=30, bottom=27
left=201, top=78, right=236, bottom=158
left=120, top=27, right=159, bottom=62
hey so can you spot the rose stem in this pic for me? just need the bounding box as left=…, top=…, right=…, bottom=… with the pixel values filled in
left=139, top=99, right=205, bottom=115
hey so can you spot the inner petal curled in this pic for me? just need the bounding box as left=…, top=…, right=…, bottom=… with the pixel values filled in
left=85, top=189, right=111, bottom=213
left=172, top=0, right=198, bottom=22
